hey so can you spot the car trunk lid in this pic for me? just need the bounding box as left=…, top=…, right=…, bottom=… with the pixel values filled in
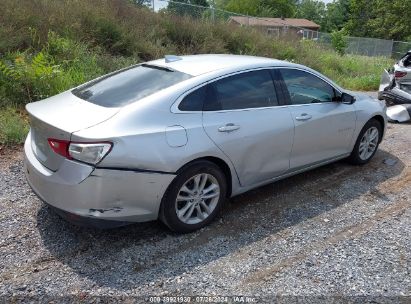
left=26, top=91, right=119, bottom=171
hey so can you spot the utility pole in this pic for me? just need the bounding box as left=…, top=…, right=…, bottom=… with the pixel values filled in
left=211, top=0, right=215, bottom=23
left=152, top=0, right=155, bottom=11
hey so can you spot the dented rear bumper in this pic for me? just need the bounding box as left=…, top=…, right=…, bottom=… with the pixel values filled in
left=24, top=132, right=176, bottom=224
left=378, top=88, right=411, bottom=104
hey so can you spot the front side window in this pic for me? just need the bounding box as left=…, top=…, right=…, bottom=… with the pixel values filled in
left=204, top=70, right=278, bottom=111
left=73, top=64, right=192, bottom=108
left=280, top=69, right=338, bottom=105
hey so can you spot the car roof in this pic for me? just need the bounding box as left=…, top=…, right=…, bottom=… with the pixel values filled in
left=148, top=54, right=294, bottom=76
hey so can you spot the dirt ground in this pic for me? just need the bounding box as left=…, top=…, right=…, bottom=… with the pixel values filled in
left=0, top=121, right=410, bottom=302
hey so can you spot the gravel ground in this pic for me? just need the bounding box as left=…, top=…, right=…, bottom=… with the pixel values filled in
left=1, top=121, right=410, bottom=303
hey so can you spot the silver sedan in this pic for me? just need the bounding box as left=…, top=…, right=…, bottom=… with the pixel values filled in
left=24, top=54, right=387, bottom=232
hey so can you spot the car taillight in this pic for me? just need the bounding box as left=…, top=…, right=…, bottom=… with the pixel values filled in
left=48, top=139, right=112, bottom=165
left=47, top=139, right=71, bottom=159
left=68, top=142, right=112, bottom=165
left=395, top=71, right=407, bottom=78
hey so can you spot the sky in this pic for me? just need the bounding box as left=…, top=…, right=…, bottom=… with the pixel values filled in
left=153, top=0, right=168, bottom=11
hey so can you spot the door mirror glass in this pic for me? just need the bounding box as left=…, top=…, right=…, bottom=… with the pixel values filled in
left=340, top=92, right=356, bottom=104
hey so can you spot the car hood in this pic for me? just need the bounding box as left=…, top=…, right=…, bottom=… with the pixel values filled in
left=345, top=90, right=376, bottom=101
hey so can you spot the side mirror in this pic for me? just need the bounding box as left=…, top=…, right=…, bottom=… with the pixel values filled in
left=340, top=92, right=356, bottom=104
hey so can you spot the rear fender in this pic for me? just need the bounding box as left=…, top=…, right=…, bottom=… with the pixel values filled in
left=379, top=69, right=394, bottom=93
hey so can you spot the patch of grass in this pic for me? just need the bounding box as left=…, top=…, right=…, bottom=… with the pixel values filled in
left=0, top=0, right=394, bottom=144
left=0, top=107, right=29, bottom=146
left=294, top=41, right=392, bottom=90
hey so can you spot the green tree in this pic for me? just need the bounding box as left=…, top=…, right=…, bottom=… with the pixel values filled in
left=225, top=0, right=259, bottom=16
left=344, top=0, right=411, bottom=40
left=224, top=0, right=296, bottom=18
left=264, top=0, right=296, bottom=17
left=345, top=0, right=375, bottom=37
left=129, top=0, right=151, bottom=6
left=167, top=0, right=210, bottom=18
left=321, top=0, right=350, bottom=32
left=295, top=0, right=325, bottom=27
left=214, top=0, right=229, bottom=8
left=367, top=0, right=411, bottom=40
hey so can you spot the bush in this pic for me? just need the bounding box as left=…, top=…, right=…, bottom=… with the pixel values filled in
left=0, top=31, right=116, bottom=107
left=330, top=29, right=348, bottom=56
left=0, top=51, right=61, bottom=106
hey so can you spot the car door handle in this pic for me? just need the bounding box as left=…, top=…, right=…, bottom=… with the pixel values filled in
left=295, top=113, right=312, bottom=121
left=218, top=123, right=240, bottom=132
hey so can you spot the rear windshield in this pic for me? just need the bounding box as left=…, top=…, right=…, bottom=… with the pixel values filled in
left=72, top=64, right=192, bottom=107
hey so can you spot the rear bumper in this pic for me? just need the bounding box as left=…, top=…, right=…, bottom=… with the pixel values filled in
left=24, top=133, right=176, bottom=223
left=386, top=104, right=411, bottom=122
left=378, top=88, right=411, bottom=104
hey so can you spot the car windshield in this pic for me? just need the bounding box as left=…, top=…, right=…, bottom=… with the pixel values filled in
left=72, top=64, right=192, bottom=108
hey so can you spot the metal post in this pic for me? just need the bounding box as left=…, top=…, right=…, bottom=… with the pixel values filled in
left=373, top=39, right=378, bottom=57
left=390, top=40, right=394, bottom=58
left=211, top=0, right=215, bottom=23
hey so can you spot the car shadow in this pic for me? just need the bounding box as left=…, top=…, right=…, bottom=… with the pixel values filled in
left=36, top=149, right=405, bottom=290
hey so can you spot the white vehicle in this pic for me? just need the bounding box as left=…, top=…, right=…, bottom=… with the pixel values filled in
left=379, top=50, right=411, bottom=122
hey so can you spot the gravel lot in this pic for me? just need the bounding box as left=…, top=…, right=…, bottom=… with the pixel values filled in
left=1, top=121, right=410, bottom=302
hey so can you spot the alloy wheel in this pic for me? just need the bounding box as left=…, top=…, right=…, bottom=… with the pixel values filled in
left=359, top=126, right=379, bottom=161
left=175, top=173, right=220, bottom=225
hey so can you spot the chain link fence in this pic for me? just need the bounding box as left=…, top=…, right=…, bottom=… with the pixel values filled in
left=156, top=0, right=410, bottom=59
left=392, top=41, right=411, bottom=59
left=346, top=37, right=394, bottom=57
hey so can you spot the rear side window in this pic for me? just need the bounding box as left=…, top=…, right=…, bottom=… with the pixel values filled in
left=178, top=86, right=207, bottom=111
left=205, top=70, right=278, bottom=111
left=72, top=65, right=192, bottom=108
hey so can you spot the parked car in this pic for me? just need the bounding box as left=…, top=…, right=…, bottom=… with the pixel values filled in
left=25, top=54, right=387, bottom=232
left=379, top=50, right=411, bottom=122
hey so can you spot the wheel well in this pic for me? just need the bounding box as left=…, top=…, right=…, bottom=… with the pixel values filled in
left=370, top=115, right=385, bottom=142
left=178, top=157, right=233, bottom=197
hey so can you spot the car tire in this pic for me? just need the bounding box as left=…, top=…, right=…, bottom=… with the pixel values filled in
left=159, top=160, right=227, bottom=233
left=347, top=119, right=382, bottom=165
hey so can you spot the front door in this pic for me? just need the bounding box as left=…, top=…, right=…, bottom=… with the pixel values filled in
left=278, top=68, right=357, bottom=169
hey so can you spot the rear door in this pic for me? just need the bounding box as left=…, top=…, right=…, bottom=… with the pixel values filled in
left=202, top=69, right=295, bottom=187
left=277, top=68, right=356, bottom=170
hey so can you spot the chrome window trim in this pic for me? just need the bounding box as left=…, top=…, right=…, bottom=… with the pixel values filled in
left=171, top=66, right=344, bottom=113
left=171, top=67, right=282, bottom=114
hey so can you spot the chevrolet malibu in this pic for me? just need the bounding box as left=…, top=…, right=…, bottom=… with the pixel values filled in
left=25, top=54, right=387, bottom=232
